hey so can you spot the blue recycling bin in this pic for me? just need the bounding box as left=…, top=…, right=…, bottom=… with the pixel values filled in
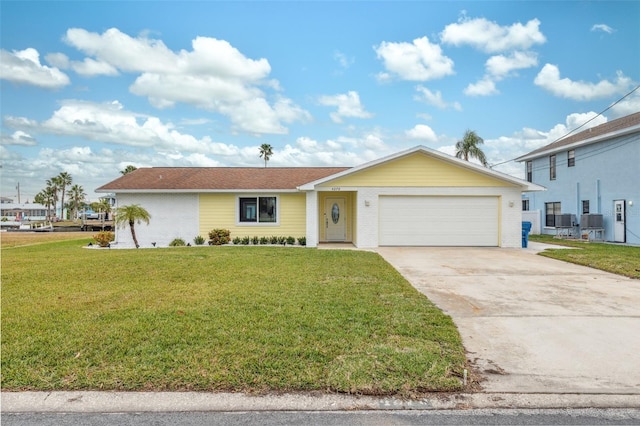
left=522, top=221, right=532, bottom=248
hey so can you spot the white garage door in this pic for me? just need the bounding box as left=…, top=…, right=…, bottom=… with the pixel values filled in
left=379, top=196, right=499, bottom=246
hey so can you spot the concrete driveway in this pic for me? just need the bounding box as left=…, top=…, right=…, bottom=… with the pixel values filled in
left=376, top=243, right=640, bottom=394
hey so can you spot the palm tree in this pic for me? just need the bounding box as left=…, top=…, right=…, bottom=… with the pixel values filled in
left=259, top=143, right=273, bottom=168
left=120, top=165, right=138, bottom=175
left=45, top=178, right=60, bottom=219
left=57, top=172, right=72, bottom=220
left=34, top=188, right=55, bottom=220
left=98, top=197, right=112, bottom=221
left=114, top=204, right=151, bottom=248
left=455, top=130, right=488, bottom=167
left=68, top=184, right=86, bottom=220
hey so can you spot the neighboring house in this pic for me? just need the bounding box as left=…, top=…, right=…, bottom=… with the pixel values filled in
left=0, top=201, right=48, bottom=228
left=517, top=112, right=640, bottom=245
left=96, top=146, right=543, bottom=249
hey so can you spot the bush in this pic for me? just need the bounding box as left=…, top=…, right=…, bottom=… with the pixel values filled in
left=259, top=236, right=269, bottom=245
left=232, top=236, right=241, bottom=245
left=270, top=235, right=279, bottom=244
left=297, top=236, right=306, bottom=246
left=169, top=238, right=186, bottom=247
left=277, top=236, right=287, bottom=245
left=93, top=231, right=115, bottom=247
left=252, top=236, right=259, bottom=245
left=241, top=236, right=251, bottom=245
left=193, top=235, right=206, bottom=245
left=209, top=229, right=231, bottom=245
left=286, top=236, right=296, bottom=245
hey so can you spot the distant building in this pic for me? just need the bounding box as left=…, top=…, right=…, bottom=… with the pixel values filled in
left=517, top=112, right=640, bottom=245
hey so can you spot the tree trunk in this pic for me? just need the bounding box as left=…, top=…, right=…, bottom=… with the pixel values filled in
left=129, top=221, right=140, bottom=248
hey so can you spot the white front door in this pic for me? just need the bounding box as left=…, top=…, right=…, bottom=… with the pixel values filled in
left=614, top=200, right=626, bottom=243
left=325, top=197, right=346, bottom=241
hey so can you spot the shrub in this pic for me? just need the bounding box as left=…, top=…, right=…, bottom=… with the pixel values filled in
left=208, top=229, right=231, bottom=245
left=259, top=236, right=269, bottom=245
left=232, top=236, right=241, bottom=245
left=93, top=231, right=115, bottom=247
left=193, top=235, right=206, bottom=245
left=277, top=236, right=287, bottom=245
left=270, top=235, right=279, bottom=244
left=252, top=236, right=259, bottom=245
left=297, top=236, right=306, bottom=246
left=286, top=236, right=296, bottom=245
left=169, top=238, right=186, bottom=247
left=241, top=236, right=251, bottom=245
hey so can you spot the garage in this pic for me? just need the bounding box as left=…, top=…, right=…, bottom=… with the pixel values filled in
left=379, top=196, right=499, bottom=246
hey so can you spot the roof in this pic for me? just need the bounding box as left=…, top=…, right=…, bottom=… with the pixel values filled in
left=96, top=167, right=351, bottom=192
left=517, top=111, right=640, bottom=161
left=299, top=145, right=545, bottom=192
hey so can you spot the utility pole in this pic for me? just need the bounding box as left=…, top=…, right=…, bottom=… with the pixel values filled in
left=16, top=182, right=21, bottom=203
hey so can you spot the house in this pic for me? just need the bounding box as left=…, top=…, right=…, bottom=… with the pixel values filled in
left=96, top=145, right=543, bottom=248
left=517, top=111, right=640, bottom=245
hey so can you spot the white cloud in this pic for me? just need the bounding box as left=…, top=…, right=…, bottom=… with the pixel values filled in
left=405, top=124, right=438, bottom=142
left=414, top=86, right=462, bottom=110
left=3, top=99, right=241, bottom=156
left=374, top=36, right=454, bottom=81
left=318, top=91, right=373, bottom=123
left=0, top=130, right=37, bottom=146
left=62, top=27, right=308, bottom=134
left=591, top=24, right=614, bottom=34
left=464, top=77, right=498, bottom=96
left=72, top=58, right=119, bottom=76
left=485, top=51, right=538, bottom=78
left=0, top=48, right=70, bottom=88
left=441, top=17, right=546, bottom=53
left=609, top=89, right=640, bottom=118
left=334, top=50, right=354, bottom=69
left=534, top=64, right=635, bottom=101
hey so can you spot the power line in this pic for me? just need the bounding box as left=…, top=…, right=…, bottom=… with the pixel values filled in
left=489, top=84, right=640, bottom=168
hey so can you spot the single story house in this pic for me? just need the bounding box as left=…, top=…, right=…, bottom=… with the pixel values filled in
left=96, top=145, right=543, bottom=248
left=517, top=111, right=640, bottom=245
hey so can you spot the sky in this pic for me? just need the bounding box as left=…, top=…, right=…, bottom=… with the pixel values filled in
left=1, top=1, right=639, bottom=203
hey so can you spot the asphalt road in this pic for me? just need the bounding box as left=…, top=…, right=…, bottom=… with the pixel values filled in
left=4, top=408, right=640, bottom=425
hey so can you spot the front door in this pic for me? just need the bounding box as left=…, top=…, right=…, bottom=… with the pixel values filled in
left=325, top=197, right=346, bottom=241
left=614, top=200, right=626, bottom=243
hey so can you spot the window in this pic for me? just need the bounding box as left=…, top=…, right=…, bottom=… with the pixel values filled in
left=526, top=161, right=532, bottom=182
left=582, top=200, right=590, bottom=214
left=545, top=202, right=561, bottom=227
left=522, top=199, right=530, bottom=211
left=239, top=196, right=277, bottom=224
left=549, top=155, right=556, bottom=180
left=567, top=150, right=575, bottom=167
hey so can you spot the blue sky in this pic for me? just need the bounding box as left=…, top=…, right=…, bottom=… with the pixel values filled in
left=2, top=1, right=639, bottom=202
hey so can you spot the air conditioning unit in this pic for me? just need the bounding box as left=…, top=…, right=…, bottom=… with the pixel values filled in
left=581, top=214, right=603, bottom=229
left=555, top=214, right=576, bottom=228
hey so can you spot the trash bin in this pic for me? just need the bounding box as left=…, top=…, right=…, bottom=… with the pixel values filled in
left=522, top=221, right=532, bottom=248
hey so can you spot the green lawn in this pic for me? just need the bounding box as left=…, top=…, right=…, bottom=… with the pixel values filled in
left=1, top=238, right=466, bottom=395
left=529, top=234, right=640, bottom=279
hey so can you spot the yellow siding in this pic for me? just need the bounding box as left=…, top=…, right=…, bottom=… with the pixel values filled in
left=199, top=193, right=306, bottom=239
left=320, top=152, right=514, bottom=187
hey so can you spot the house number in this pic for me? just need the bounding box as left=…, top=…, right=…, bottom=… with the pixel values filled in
left=331, top=187, right=341, bottom=191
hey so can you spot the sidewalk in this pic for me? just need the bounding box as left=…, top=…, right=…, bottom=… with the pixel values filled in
left=3, top=391, right=640, bottom=412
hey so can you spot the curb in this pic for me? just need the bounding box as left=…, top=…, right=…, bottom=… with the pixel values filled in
left=3, top=391, right=640, bottom=413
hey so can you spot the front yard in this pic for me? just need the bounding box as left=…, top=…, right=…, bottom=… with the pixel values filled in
left=529, top=234, right=640, bottom=279
left=1, top=235, right=466, bottom=395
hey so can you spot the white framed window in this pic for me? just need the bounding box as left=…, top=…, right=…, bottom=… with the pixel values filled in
left=238, top=196, right=278, bottom=225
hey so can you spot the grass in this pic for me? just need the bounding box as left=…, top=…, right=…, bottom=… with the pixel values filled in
left=1, top=234, right=466, bottom=395
left=529, top=234, right=640, bottom=279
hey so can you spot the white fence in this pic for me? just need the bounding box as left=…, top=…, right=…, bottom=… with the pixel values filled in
left=522, top=210, right=541, bottom=234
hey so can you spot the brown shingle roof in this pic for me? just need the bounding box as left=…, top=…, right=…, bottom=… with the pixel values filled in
left=519, top=111, right=640, bottom=160
left=96, top=167, right=351, bottom=192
